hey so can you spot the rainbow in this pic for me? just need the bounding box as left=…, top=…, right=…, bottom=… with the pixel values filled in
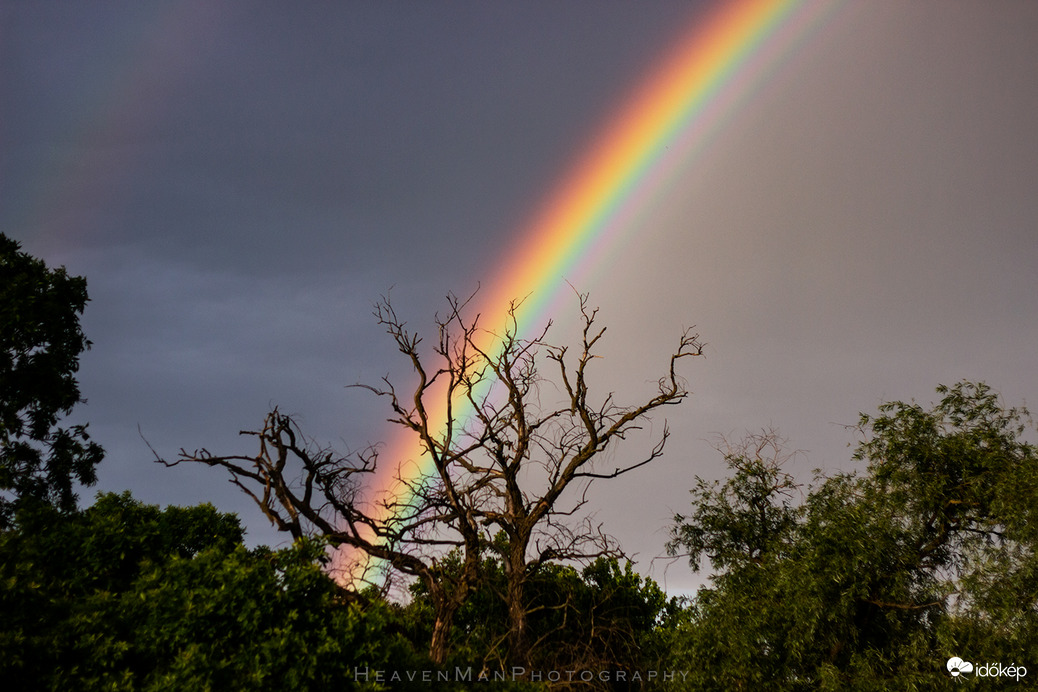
left=365, top=0, right=841, bottom=546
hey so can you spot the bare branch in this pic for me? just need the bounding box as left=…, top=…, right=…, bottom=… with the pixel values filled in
left=156, top=289, right=701, bottom=669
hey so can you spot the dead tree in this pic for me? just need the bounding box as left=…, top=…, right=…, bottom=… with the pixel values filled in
left=363, top=291, right=703, bottom=670
left=162, top=290, right=702, bottom=669
left=159, top=409, right=481, bottom=666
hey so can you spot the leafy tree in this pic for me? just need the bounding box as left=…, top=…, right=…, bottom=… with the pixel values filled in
left=667, top=431, right=799, bottom=575
left=667, top=383, right=1038, bottom=690
left=0, top=233, right=103, bottom=526
left=405, top=547, right=672, bottom=689
left=0, top=492, right=415, bottom=691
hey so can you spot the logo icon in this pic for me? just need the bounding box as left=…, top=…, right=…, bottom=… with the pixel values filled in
left=947, top=657, right=974, bottom=678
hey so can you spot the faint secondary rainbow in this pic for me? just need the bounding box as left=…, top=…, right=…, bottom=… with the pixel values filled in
left=359, top=0, right=840, bottom=560
left=5, top=0, right=227, bottom=259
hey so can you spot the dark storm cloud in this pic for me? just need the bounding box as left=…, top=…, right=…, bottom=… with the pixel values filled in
left=3, top=1, right=1038, bottom=594
left=2, top=0, right=703, bottom=542
left=5, top=2, right=698, bottom=276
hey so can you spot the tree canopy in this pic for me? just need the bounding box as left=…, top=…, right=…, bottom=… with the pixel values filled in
left=667, top=382, right=1038, bottom=689
left=0, top=233, right=103, bottom=526
left=0, top=492, right=415, bottom=691
left=404, top=544, right=673, bottom=687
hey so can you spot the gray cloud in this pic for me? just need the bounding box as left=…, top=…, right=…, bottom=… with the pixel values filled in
left=4, top=1, right=1037, bottom=594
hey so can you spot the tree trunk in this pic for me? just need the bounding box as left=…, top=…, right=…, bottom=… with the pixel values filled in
left=425, top=581, right=459, bottom=666
left=429, top=609, right=454, bottom=666
left=505, top=547, right=531, bottom=671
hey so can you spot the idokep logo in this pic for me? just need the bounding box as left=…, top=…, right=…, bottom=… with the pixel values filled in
left=947, top=656, right=1028, bottom=682
left=947, top=657, right=973, bottom=678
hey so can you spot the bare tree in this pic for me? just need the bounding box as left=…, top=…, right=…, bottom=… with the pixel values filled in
left=162, top=290, right=702, bottom=669
left=159, top=408, right=481, bottom=665
left=362, top=291, right=702, bottom=669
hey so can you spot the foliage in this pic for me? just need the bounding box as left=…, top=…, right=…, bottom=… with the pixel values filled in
left=405, top=548, right=673, bottom=690
left=668, top=432, right=799, bottom=574
left=0, top=492, right=416, bottom=691
left=667, top=382, right=1038, bottom=690
left=0, top=233, right=103, bottom=526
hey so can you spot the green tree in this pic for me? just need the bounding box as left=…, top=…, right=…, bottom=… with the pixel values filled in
left=0, top=492, right=415, bottom=691
left=404, top=544, right=672, bottom=689
left=667, top=383, right=1038, bottom=690
left=0, top=234, right=103, bottom=526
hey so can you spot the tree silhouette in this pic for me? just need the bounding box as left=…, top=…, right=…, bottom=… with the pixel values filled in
left=167, top=290, right=702, bottom=668
left=0, top=234, right=103, bottom=527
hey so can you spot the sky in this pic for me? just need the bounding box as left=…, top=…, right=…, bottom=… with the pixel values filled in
left=3, top=0, right=1037, bottom=596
